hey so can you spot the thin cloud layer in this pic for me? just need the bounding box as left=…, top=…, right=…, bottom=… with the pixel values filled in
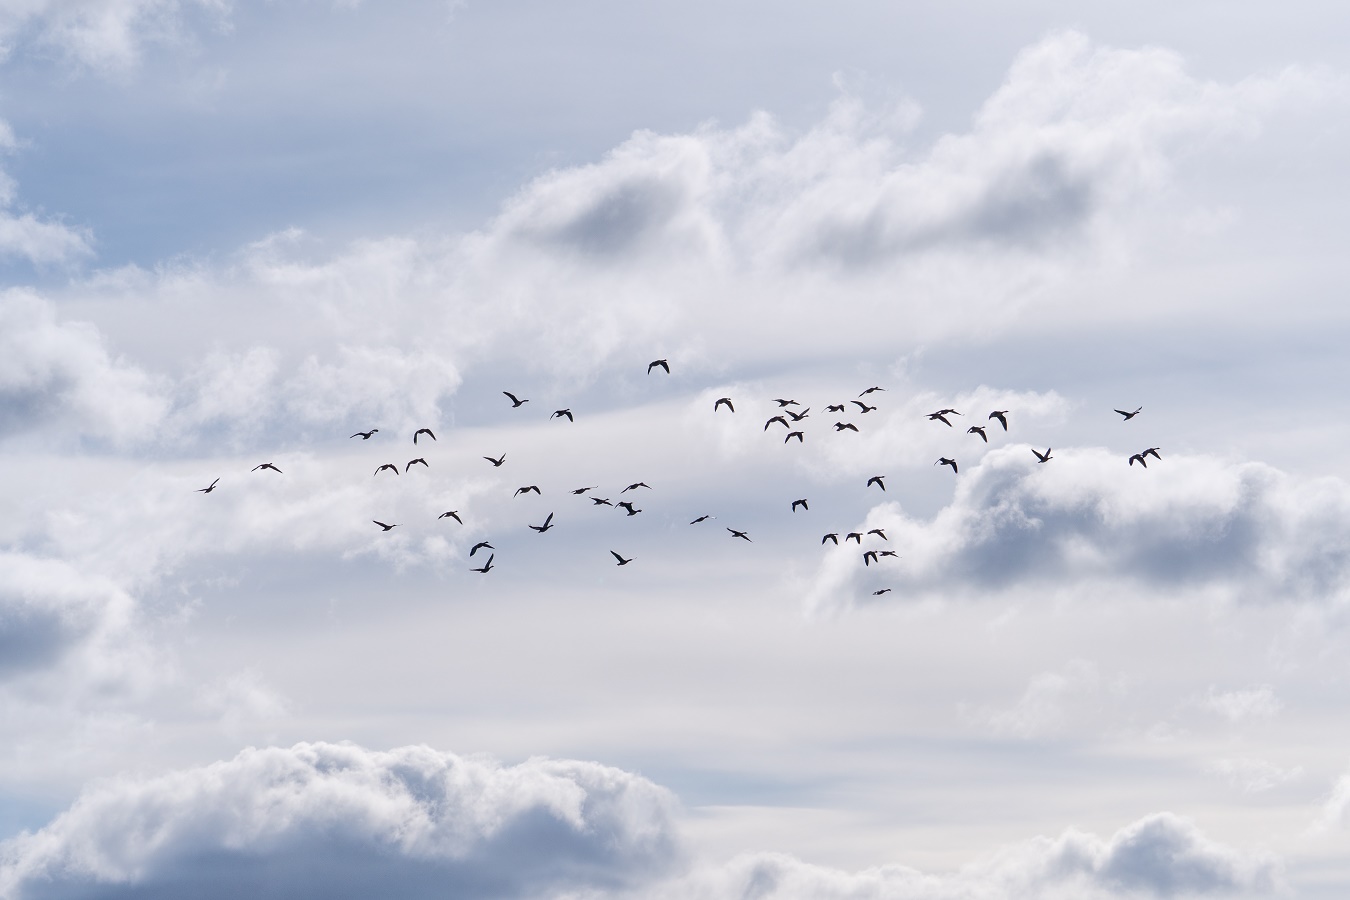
left=0, top=741, right=682, bottom=899
left=0, top=0, right=229, bottom=72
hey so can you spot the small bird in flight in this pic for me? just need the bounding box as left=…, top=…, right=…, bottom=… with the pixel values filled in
left=826, top=404, right=846, bottom=413
left=967, top=425, right=988, bottom=442
left=936, top=457, right=958, bottom=473
left=714, top=397, right=734, bottom=413
left=413, top=428, right=436, bottom=444
left=852, top=401, right=876, bottom=413
left=764, top=416, right=789, bottom=431
left=867, top=528, right=887, bottom=540
left=610, top=551, right=633, bottom=566
left=863, top=550, right=879, bottom=566
left=1115, top=407, right=1142, bottom=421
left=1128, top=453, right=1147, bottom=467
left=471, top=554, right=494, bottom=574
left=1032, top=447, right=1053, bottom=463
left=928, top=412, right=956, bottom=427
left=786, top=408, right=810, bottom=422
left=405, top=458, right=428, bottom=472
left=621, top=482, right=651, bottom=492
left=374, top=464, right=399, bottom=476
left=372, top=520, right=399, bottom=532
left=878, top=550, right=899, bottom=558
left=791, top=499, right=809, bottom=512
left=528, top=513, right=555, bottom=533
left=552, top=409, right=574, bottom=422
left=591, top=497, right=614, bottom=506
left=484, top=454, right=506, bottom=467
left=351, top=429, right=378, bottom=440
left=503, top=392, right=528, bottom=407
left=252, top=463, right=282, bottom=473
left=514, top=485, right=541, bottom=496
left=846, top=532, right=863, bottom=544
left=690, top=515, right=713, bottom=524
left=774, top=399, right=800, bottom=407
left=867, top=475, right=886, bottom=491
left=197, top=478, right=219, bottom=494
left=648, top=359, right=670, bottom=374
left=727, top=528, right=752, bottom=542
left=859, top=386, right=885, bottom=396
left=989, top=411, right=1009, bottom=431
left=470, top=541, right=494, bottom=556
left=785, top=431, right=804, bottom=444
left=821, top=533, right=839, bottom=545
left=438, top=511, right=463, bottom=523
left=571, top=486, right=598, bottom=494
left=834, top=422, right=859, bottom=432
left=872, top=588, right=891, bottom=596
left=617, top=501, right=642, bottom=516
left=1130, top=447, right=1162, bottom=467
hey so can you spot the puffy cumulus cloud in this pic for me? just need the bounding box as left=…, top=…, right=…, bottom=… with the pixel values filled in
left=649, top=813, right=1278, bottom=900
left=805, top=447, right=1350, bottom=613
left=0, top=741, right=681, bottom=899
left=0, top=0, right=229, bottom=72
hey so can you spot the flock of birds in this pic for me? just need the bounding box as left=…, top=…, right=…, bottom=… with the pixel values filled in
left=195, top=360, right=1161, bottom=596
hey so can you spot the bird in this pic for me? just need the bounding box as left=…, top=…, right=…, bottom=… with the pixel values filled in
left=867, top=528, right=887, bottom=541
left=872, top=588, right=891, bottom=596
left=863, top=550, right=878, bottom=566
left=786, top=408, right=810, bottom=421
left=413, top=428, right=436, bottom=444
left=859, top=386, right=885, bottom=396
left=727, top=528, right=752, bottom=542
left=1128, top=453, right=1147, bottom=468
left=350, top=429, right=378, bottom=440
left=967, top=425, right=988, bottom=442
left=785, top=431, right=804, bottom=444
left=834, top=422, right=859, bottom=432
left=617, top=501, right=642, bottom=516
left=197, top=478, right=219, bottom=494
left=791, top=499, right=809, bottom=512
left=878, top=550, right=899, bottom=558
left=1143, top=447, right=1161, bottom=460
left=405, top=458, right=428, bottom=472
left=933, top=408, right=962, bottom=417
left=438, top=511, right=463, bottom=523
left=928, top=412, right=955, bottom=427
left=852, top=401, right=876, bottom=413
left=989, top=410, right=1009, bottom=431
left=470, top=554, right=494, bottom=574
left=621, top=482, right=651, bottom=492
left=648, top=359, right=670, bottom=374
left=571, top=486, right=598, bottom=494
left=867, top=475, right=886, bottom=491
left=774, top=399, right=800, bottom=407
left=514, top=485, right=541, bottom=496
left=764, top=416, right=789, bottom=431
left=503, top=391, right=528, bottom=407
left=821, top=533, right=839, bottom=545
left=252, top=463, right=282, bottom=473
left=1115, top=407, right=1142, bottom=421
left=936, top=457, right=958, bottom=473
left=551, top=409, right=574, bottom=422
left=373, top=520, right=399, bottom=532
left=610, top=551, right=633, bottom=566
left=690, top=515, right=713, bottom=524
left=470, top=541, right=494, bottom=556
left=528, top=513, right=555, bottom=533
left=1032, top=447, right=1053, bottom=463
left=374, top=464, right=399, bottom=476
left=591, top=497, right=614, bottom=506
left=484, top=454, right=506, bottom=467
left=826, top=404, right=846, bottom=413
left=714, top=397, right=734, bottom=413
left=846, top=532, right=863, bottom=544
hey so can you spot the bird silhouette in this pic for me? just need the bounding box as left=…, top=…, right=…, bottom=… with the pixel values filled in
left=1143, top=447, right=1161, bottom=460
left=611, top=551, right=633, bottom=566
left=826, top=404, right=846, bottom=413
left=197, top=478, right=219, bottom=494
left=252, top=463, right=282, bottom=473
left=859, top=386, right=885, bottom=396
left=791, top=499, right=809, bottom=512
left=413, top=428, right=436, bottom=444
left=374, top=464, right=399, bottom=476
left=834, top=422, right=859, bottom=432
left=690, top=515, right=713, bottom=524
left=616, top=501, right=642, bottom=516
left=571, top=486, right=598, bottom=494
left=471, top=554, right=494, bottom=574
left=821, top=533, right=839, bottom=545
left=867, top=475, right=886, bottom=491
left=764, top=416, right=789, bottom=431
left=867, top=528, right=887, bottom=540
left=989, top=411, right=1009, bottom=431
left=1128, top=453, right=1147, bottom=467
left=484, top=454, right=506, bottom=467
left=350, top=430, right=378, bottom=440
left=936, top=457, right=958, bottom=473
left=786, top=408, right=810, bottom=422
left=774, top=399, right=800, bottom=407
left=878, top=550, right=899, bottom=558
left=967, top=425, right=988, bottom=442
left=405, top=458, right=428, bottom=472
left=846, top=532, right=863, bottom=544
left=528, top=513, right=555, bottom=533
left=373, top=520, right=399, bottom=531
left=438, top=511, right=463, bottom=523
left=621, top=482, right=651, bottom=493
left=514, top=485, right=541, bottom=496
left=852, top=401, right=876, bottom=413
left=727, top=528, right=752, bottom=542
left=503, top=392, right=528, bottom=407
left=591, top=497, right=614, bottom=506
left=714, top=397, right=734, bottom=412
left=1032, top=447, right=1053, bottom=463
left=552, top=409, right=574, bottom=422
left=648, top=359, right=670, bottom=374
left=470, top=541, right=494, bottom=556
left=863, top=550, right=878, bottom=566
left=1115, top=407, right=1142, bottom=421
left=785, top=431, right=804, bottom=444
left=872, top=588, right=891, bottom=596
left=928, top=412, right=955, bottom=427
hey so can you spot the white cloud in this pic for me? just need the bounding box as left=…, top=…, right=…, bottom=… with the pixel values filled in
left=1201, top=686, right=1281, bottom=724
left=0, top=0, right=230, bottom=72
left=964, top=659, right=1102, bottom=739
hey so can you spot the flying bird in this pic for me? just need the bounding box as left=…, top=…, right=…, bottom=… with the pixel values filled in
left=469, top=541, right=494, bottom=557
left=484, top=454, right=506, bottom=467
left=846, top=532, right=863, bottom=544
left=528, top=513, right=555, bottom=533
left=690, top=515, right=713, bottom=524
left=621, top=482, right=651, bottom=492
left=867, top=475, right=886, bottom=491
left=372, top=520, right=399, bottom=532
left=867, top=528, right=887, bottom=541
left=863, top=550, right=878, bottom=566
left=350, top=430, right=378, bottom=440
left=834, top=422, right=859, bottom=432
left=826, top=404, right=846, bottom=413
left=551, top=409, right=574, bottom=422
left=374, top=464, right=399, bottom=476
left=774, top=399, right=800, bottom=407
left=785, top=431, right=804, bottom=444
left=764, top=416, right=789, bottom=431
left=821, top=533, right=839, bottom=545
left=470, top=554, right=494, bottom=574
left=514, top=485, right=541, bottom=496
left=252, top=463, right=282, bottom=473
left=1128, top=453, right=1147, bottom=468
left=928, top=412, right=955, bottom=427
left=405, top=458, right=428, bottom=472
left=1032, top=447, right=1053, bottom=463
left=786, top=408, right=810, bottom=421
left=1143, top=447, right=1161, bottom=460
left=727, top=528, right=752, bottom=542
left=791, top=499, right=809, bottom=512
left=610, top=551, right=633, bottom=566
left=714, top=397, right=734, bottom=412
left=438, top=511, right=463, bottom=523
left=591, top=497, right=614, bottom=506
left=967, top=425, right=988, bottom=442
left=648, top=359, right=670, bottom=374
left=197, top=478, right=219, bottom=494
left=872, top=588, right=892, bottom=596
left=413, top=428, right=436, bottom=444
left=878, top=550, right=899, bottom=558
left=1115, top=407, right=1142, bottom=421
left=503, top=392, right=528, bottom=407
left=852, top=401, right=876, bottom=413
left=859, top=386, right=885, bottom=396
left=617, top=501, right=642, bottom=516
left=989, top=410, right=1009, bottom=431
left=936, top=457, right=958, bottom=473
left=571, top=486, right=598, bottom=494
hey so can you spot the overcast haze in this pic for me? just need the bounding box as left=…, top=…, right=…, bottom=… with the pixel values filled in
left=1, top=2, right=1350, bottom=898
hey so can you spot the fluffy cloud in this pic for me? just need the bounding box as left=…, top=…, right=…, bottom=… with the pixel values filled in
left=0, top=123, right=92, bottom=265
left=0, top=741, right=681, bottom=899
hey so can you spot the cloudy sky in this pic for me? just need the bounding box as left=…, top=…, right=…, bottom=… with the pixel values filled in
left=2, top=1, right=1349, bottom=897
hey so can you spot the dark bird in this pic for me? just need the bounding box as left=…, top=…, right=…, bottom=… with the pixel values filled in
left=610, top=551, right=633, bottom=566
left=405, top=458, right=428, bottom=472
left=571, top=486, right=598, bottom=494
left=928, top=412, right=955, bottom=427
left=1128, top=453, right=1147, bottom=468
left=834, top=422, right=859, bottom=432
left=791, top=499, right=809, bottom=512
left=413, top=428, right=436, bottom=444
left=1115, top=407, right=1143, bottom=421
left=528, top=512, right=555, bottom=533
left=867, top=475, right=886, bottom=491
left=826, top=404, right=846, bottom=413
left=764, top=416, right=790, bottom=431
left=727, top=528, right=752, bottom=542
left=503, top=392, right=528, bottom=408
left=863, top=550, right=879, bottom=566
left=967, top=425, right=988, bottom=442
left=989, top=410, right=1009, bottom=431
left=872, top=588, right=892, bottom=596
left=373, top=520, right=399, bottom=532
left=846, top=532, right=863, bottom=544
left=617, top=501, right=642, bottom=516
left=350, top=430, right=378, bottom=440
left=621, top=482, right=651, bottom=493
left=933, top=408, right=962, bottom=417
left=852, top=401, right=876, bottom=413
left=197, top=478, right=219, bottom=494
left=878, top=550, right=899, bottom=558
left=470, top=541, right=494, bottom=557
left=591, top=497, right=614, bottom=506
left=785, top=431, right=804, bottom=444
left=774, top=399, right=800, bottom=407
left=714, top=397, right=734, bottom=413
left=484, top=454, right=506, bottom=467
left=1143, top=447, right=1161, bottom=460
left=374, top=464, right=400, bottom=476
left=470, top=554, right=494, bottom=574
left=438, top=511, right=463, bottom=523
left=867, top=528, right=887, bottom=541
left=1032, top=447, right=1053, bottom=463
left=514, top=485, right=541, bottom=496
left=648, top=359, right=670, bottom=374
left=552, top=409, right=574, bottom=422
left=252, top=463, right=282, bottom=473
left=936, top=457, right=958, bottom=473
left=786, top=408, right=810, bottom=421
left=690, top=515, right=713, bottom=524
left=859, top=386, right=885, bottom=396
left=821, top=533, right=839, bottom=545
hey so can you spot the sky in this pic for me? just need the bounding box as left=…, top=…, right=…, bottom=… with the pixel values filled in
left=1, top=1, right=1350, bottom=898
